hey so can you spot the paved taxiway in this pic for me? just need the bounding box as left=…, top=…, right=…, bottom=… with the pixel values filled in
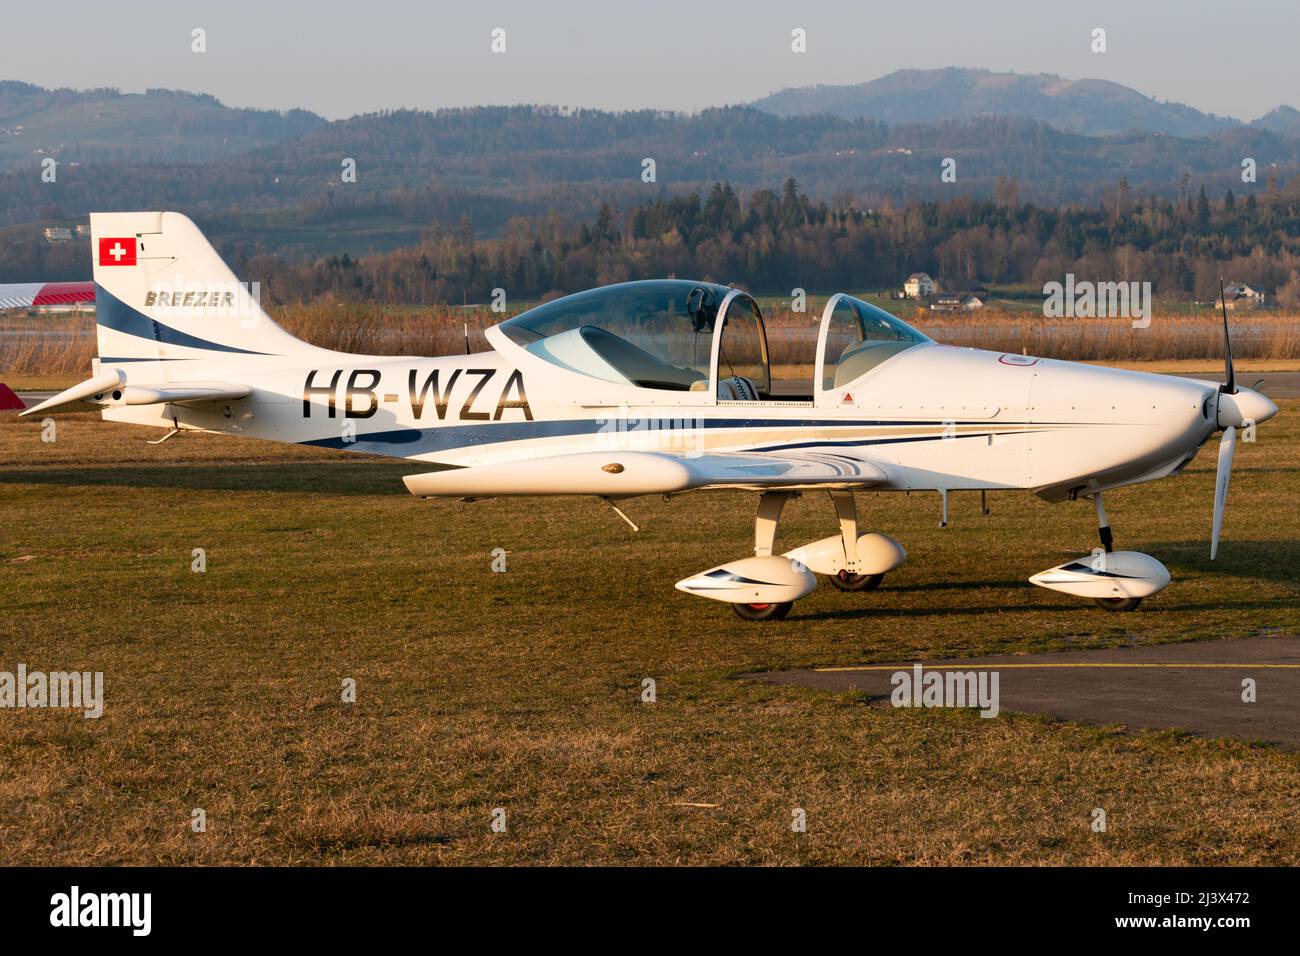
left=746, top=635, right=1300, bottom=749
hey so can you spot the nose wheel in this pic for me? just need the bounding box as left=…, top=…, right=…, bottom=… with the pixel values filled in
left=1092, top=494, right=1140, bottom=613
left=1095, top=596, right=1142, bottom=612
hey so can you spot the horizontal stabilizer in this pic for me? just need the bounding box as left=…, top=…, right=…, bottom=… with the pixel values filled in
left=18, top=370, right=124, bottom=417
left=118, top=383, right=251, bottom=406
left=20, top=372, right=249, bottom=417
left=404, top=449, right=887, bottom=498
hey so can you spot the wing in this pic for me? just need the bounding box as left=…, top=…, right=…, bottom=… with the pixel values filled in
left=403, top=449, right=888, bottom=498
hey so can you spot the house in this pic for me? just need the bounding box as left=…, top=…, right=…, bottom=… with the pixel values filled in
left=43, top=227, right=72, bottom=243
left=1217, top=282, right=1266, bottom=309
left=903, top=272, right=936, bottom=298
left=929, top=291, right=985, bottom=312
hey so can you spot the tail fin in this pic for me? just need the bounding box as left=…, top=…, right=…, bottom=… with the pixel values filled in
left=90, top=211, right=319, bottom=370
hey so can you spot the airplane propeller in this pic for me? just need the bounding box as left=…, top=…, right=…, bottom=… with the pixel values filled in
left=1218, top=279, right=1236, bottom=397
left=1207, top=280, right=1277, bottom=559
left=1210, top=279, right=1235, bottom=560
left=1211, top=422, right=1235, bottom=560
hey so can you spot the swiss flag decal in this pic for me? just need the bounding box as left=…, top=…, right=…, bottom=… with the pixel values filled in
left=98, top=237, right=137, bottom=266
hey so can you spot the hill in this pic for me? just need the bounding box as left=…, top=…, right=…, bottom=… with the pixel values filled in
left=1, top=83, right=1299, bottom=263
left=751, top=68, right=1245, bottom=138
left=0, top=81, right=324, bottom=168
left=1252, top=105, right=1300, bottom=138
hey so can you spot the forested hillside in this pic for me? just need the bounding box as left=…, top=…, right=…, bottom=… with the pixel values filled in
left=226, top=179, right=1300, bottom=308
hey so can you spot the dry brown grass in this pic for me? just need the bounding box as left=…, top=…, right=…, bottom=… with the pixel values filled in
left=4, top=304, right=1299, bottom=377
left=908, top=309, right=1300, bottom=364
left=1, top=403, right=1298, bottom=864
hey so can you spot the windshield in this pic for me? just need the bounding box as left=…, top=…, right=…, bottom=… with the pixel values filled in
left=716, top=294, right=771, bottom=397
left=821, top=295, right=931, bottom=390
left=499, top=280, right=736, bottom=391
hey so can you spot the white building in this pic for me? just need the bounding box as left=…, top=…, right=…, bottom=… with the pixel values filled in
left=903, top=272, right=936, bottom=298
left=929, top=291, right=985, bottom=312
left=1217, top=282, right=1266, bottom=309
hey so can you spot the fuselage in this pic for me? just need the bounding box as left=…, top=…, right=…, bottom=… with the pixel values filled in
left=104, top=335, right=1223, bottom=501
left=54, top=217, right=1271, bottom=516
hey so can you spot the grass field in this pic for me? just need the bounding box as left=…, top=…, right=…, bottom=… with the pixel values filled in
left=2, top=403, right=1299, bottom=865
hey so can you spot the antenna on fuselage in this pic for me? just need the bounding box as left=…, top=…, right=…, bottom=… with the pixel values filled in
left=463, top=289, right=470, bottom=355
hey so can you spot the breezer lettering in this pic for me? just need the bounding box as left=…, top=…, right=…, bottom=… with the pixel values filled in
left=144, top=291, right=236, bottom=307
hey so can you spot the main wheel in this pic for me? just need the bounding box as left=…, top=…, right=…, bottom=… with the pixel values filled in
left=828, top=570, right=884, bottom=592
left=732, top=601, right=793, bottom=622
left=1095, top=596, right=1143, bottom=612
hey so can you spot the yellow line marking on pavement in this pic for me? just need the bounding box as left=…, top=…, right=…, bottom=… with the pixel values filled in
left=814, top=662, right=1300, bottom=672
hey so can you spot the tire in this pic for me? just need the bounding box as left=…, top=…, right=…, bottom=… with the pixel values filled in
left=732, top=601, right=793, bottom=622
left=828, top=570, right=884, bottom=592
left=1095, top=596, right=1143, bottom=612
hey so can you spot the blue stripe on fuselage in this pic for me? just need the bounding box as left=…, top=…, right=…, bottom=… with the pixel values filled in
left=301, top=419, right=600, bottom=455
left=299, top=417, right=1024, bottom=458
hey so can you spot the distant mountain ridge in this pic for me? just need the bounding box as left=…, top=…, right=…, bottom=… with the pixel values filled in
left=0, top=80, right=324, bottom=168
left=1, top=75, right=1298, bottom=263
left=750, top=68, right=1286, bottom=139
left=1251, top=105, right=1300, bottom=138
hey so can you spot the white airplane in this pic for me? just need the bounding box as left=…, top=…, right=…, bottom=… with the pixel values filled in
left=13, top=211, right=1279, bottom=620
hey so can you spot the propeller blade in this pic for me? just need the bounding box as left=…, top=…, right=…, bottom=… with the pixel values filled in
left=1211, top=425, right=1236, bottom=560
left=1218, top=279, right=1236, bottom=394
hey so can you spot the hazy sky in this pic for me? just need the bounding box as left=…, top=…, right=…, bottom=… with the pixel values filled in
left=7, top=0, right=1297, bottom=121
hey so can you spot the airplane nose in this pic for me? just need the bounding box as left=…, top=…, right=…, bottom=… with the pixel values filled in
left=1218, top=387, right=1278, bottom=429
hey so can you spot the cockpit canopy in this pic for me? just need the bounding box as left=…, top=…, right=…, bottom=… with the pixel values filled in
left=498, top=279, right=929, bottom=398
left=818, top=294, right=932, bottom=391
left=499, top=279, right=765, bottom=393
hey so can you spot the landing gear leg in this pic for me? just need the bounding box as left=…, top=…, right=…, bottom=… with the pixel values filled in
left=1093, top=492, right=1114, bottom=553
left=753, top=491, right=794, bottom=558
left=1090, top=492, right=1141, bottom=611
left=826, top=491, right=884, bottom=592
